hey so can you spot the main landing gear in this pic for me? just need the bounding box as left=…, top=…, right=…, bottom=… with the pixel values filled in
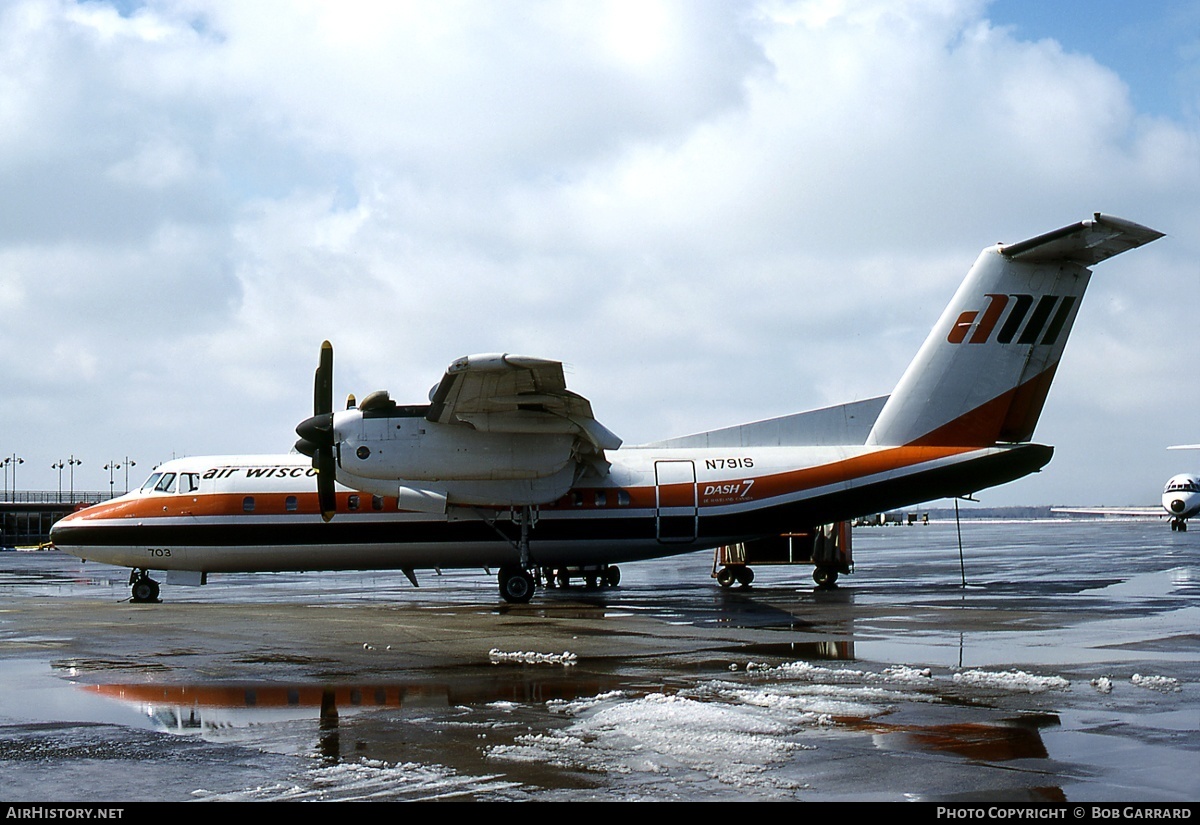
left=541, top=565, right=621, bottom=590
left=129, top=569, right=160, bottom=603
left=492, top=507, right=624, bottom=603
left=812, top=566, right=839, bottom=588
left=498, top=565, right=536, bottom=604
left=715, top=564, right=754, bottom=588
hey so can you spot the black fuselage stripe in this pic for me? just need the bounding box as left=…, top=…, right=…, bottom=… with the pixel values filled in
left=55, top=446, right=1049, bottom=549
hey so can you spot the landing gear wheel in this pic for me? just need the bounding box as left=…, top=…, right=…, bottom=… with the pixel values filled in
left=813, top=567, right=838, bottom=588
left=556, top=571, right=570, bottom=588
left=604, top=566, right=621, bottom=587
left=735, top=566, right=754, bottom=586
left=130, top=573, right=160, bottom=603
left=716, top=567, right=735, bottom=588
left=498, top=566, right=536, bottom=603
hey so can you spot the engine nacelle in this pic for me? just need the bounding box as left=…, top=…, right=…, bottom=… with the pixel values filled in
left=335, top=462, right=578, bottom=511
left=335, top=409, right=576, bottom=482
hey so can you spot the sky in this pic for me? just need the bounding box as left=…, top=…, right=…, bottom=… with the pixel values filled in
left=1, top=0, right=1197, bottom=507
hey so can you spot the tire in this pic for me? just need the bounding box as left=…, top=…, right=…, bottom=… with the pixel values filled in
left=498, top=567, right=535, bottom=604
left=735, top=567, right=754, bottom=586
left=716, top=567, right=735, bottom=588
left=604, top=566, right=621, bottom=587
left=131, top=578, right=159, bottom=603
left=813, top=567, right=838, bottom=587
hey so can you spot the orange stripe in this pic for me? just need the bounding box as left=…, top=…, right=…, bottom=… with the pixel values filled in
left=910, top=366, right=1057, bottom=447
left=68, top=492, right=402, bottom=521
left=66, top=445, right=979, bottom=522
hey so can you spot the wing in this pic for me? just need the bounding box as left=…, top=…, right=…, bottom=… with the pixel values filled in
left=426, top=353, right=622, bottom=454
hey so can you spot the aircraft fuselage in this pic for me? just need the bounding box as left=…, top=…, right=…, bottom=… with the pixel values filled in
left=51, top=442, right=1049, bottom=574
left=1162, top=473, right=1200, bottom=530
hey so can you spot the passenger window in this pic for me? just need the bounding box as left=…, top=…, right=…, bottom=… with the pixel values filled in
left=285, top=495, right=298, bottom=512
left=617, top=490, right=631, bottom=506
left=243, top=496, right=255, bottom=512
left=348, top=495, right=360, bottom=511
left=595, top=491, right=607, bottom=507
left=372, top=495, right=384, bottom=511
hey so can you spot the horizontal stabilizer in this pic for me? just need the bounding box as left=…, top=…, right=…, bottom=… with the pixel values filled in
left=1000, top=213, right=1164, bottom=266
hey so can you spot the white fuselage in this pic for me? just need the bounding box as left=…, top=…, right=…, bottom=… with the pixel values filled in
left=50, top=441, right=1047, bottom=575
left=1162, top=473, right=1200, bottom=521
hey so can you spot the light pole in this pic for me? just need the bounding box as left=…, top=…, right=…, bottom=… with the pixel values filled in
left=104, top=461, right=120, bottom=500
left=123, top=457, right=137, bottom=494
left=68, top=456, right=81, bottom=503
left=52, top=461, right=65, bottom=503
left=3, top=455, right=23, bottom=502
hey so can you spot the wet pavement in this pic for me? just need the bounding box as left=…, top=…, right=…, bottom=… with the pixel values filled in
left=0, top=519, right=1196, bottom=801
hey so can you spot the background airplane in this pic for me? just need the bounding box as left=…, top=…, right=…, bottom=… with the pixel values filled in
left=51, top=214, right=1164, bottom=602
left=1053, top=445, right=1200, bottom=531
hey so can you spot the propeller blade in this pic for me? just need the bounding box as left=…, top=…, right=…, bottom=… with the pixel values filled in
left=316, top=445, right=337, bottom=522
left=314, top=340, right=333, bottom=417
left=297, top=340, right=338, bottom=521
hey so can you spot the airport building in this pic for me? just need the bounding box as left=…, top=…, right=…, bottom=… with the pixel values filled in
left=0, top=492, right=106, bottom=549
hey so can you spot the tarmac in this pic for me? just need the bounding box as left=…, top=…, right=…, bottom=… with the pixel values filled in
left=0, top=518, right=1196, bottom=802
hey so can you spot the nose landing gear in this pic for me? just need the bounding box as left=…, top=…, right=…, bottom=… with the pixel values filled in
left=129, top=569, right=160, bottom=603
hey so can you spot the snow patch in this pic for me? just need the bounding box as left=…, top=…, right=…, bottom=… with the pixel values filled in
left=952, top=669, right=1070, bottom=693
left=1131, top=673, right=1181, bottom=693
left=489, top=692, right=807, bottom=792
left=489, top=649, right=577, bottom=666
left=194, top=758, right=522, bottom=801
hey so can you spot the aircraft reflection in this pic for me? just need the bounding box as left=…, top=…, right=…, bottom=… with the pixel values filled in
left=82, top=674, right=623, bottom=737
left=865, top=717, right=1057, bottom=762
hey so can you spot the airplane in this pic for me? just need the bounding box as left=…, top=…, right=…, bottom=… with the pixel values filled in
left=50, top=213, right=1164, bottom=604
left=1052, top=445, right=1200, bottom=531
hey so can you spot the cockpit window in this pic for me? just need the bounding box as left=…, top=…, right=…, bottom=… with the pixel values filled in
left=179, top=473, right=200, bottom=494
left=139, top=473, right=164, bottom=493
left=154, top=473, right=177, bottom=494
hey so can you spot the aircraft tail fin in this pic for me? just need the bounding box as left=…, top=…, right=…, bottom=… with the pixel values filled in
left=866, top=214, right=1163, bottom=448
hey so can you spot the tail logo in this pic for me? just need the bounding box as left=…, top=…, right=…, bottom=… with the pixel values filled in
left=947, top=293, right=1077, bottom=346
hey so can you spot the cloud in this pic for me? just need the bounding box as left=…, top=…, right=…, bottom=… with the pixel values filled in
left=1, top=0, right=1196, bottom=507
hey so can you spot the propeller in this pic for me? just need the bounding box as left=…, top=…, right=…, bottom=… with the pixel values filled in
left=295, top=340, right=337, bottom=522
